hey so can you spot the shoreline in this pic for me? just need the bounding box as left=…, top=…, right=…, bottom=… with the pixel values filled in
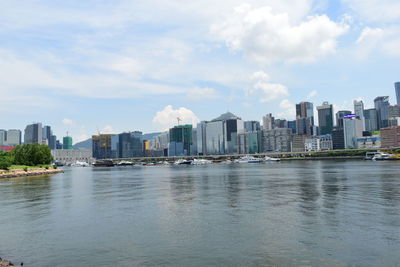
left=0, top=168, right=64, bottom=179
left=0, top=258, right=22, bottom=267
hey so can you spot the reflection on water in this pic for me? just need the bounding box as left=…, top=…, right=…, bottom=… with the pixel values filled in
left=0, top=160, right=400, bottom=267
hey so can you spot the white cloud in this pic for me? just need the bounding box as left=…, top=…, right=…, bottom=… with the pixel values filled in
left=307, top=90, right=318, bottom=99
left=277, top=99, right=296, bottom=119
left=186, top=87, right=220, bottom=100
left=249, top=71, right=288, bottom=102
left=152, top=105, right=200, bottom=131
left=211, top=4, right=349, bottom=64
left=62, top=118, right=75, bottom=126
left=355, top=27, right=400, bottom=58
left=102, top=125, right=115, bottom=134
left=342, top=0, right=400, bottom=22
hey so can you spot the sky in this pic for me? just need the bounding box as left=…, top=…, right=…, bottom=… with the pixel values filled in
left=1, top=0, right=399, bottom=144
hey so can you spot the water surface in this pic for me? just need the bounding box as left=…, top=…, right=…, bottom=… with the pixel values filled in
left=0, top=160, right=399, bottom=266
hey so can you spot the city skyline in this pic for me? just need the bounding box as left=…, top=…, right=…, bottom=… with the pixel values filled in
left=1, top=1, right=400, bottom=143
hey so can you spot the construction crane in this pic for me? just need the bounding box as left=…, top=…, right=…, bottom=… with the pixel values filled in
left=177, top=117, right=181, bottom=126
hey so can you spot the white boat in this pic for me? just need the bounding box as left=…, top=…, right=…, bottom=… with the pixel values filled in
left=234, top=156, right=262, bottom=163
left=174, top=159, right=193, bottom=165
left=192, top=159, right=212, bottom=165
left=72, top=161, right=90, bottom=167
left=117, top=161, right=133, bottom=166
left=264, top=156, right=280, bottom=162
left=372, top=152, right=394, bottom=160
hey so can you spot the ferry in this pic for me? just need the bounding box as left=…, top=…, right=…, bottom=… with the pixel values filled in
left=372, top=152, right=394, bottom=161
left=264, top=156, right=280, bottom=162
left=234, top=156, right=262, bottom=163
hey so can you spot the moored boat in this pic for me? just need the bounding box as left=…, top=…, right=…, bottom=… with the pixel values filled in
left=264, top=156, right=280, bottom=162
left=234, top=156, right=262, bottom=163
left=174, top=159, right=193, bottom=165
left=93, top=159, right=115, bottom=167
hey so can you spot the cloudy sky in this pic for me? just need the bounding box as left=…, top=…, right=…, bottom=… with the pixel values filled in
left=1, top=0, right=399, bottom=143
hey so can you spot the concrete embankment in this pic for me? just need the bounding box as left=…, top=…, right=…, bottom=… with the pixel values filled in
left=0, top=168, right=64, bottom=179
left=0, top=258, right=22, bottom=267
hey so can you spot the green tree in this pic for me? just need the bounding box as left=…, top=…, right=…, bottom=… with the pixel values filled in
left=12, top=143, right=53, bottom=166
left=0, top=151, right=13, bottom=170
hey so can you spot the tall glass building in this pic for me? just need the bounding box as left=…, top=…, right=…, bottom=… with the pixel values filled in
left=317, top=102, right=334, bottom=135
left=296, top=102, right=315, bottom=135
left=336, top=110, right=352, bottom=128
left=395, top=82, right=400, bottom=106
left=24, top=123, right=43, bottom=144
left=364, top=108, right=378, bottom=132
left=374, top=96, right=390, bottom=129
left=169, top=125, right=192, bottom=156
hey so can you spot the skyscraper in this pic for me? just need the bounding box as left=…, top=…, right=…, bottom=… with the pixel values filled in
left=24, top=123, right=43, bottom=144
left=169, top=125, right=192, bottom=156
left=317, top=102, right=334, bottom=135
left=5, top=130, right=22, bottom=146
left=374, top=96, right=390, bottom=129
left=63, top=136, right=73, bottom=149
left=364, top=108, right=378, bottom=132
left=296, top=102, right=314, bottom=135
left=354, top=100, right=365, bottom=131
left=262, top=113, right=274, bottom=130
left=395, top=82, right=400, bottom=106
left=336, top=110, right=352, bottom=128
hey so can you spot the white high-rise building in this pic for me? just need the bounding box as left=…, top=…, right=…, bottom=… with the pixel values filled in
left=354, top=100, right=365, bottom=131
left=343, top=118, right=363, bottom=149
left=262, top=113, right=274, bottom=130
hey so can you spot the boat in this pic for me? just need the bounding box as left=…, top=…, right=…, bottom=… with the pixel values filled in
left=117, top=161, right=133, bottom=166
left=71, top=161, right=90, bottom=167
left=264, top=156, right=280, bottom=162
left=192, top=159, right=213, bottom=165
left=174, top=159, right=193, bottom=165
left=365, top=152, right=379, bottom=160
left=93, top=159, right=115, bottom=167
left=372, top=152, right=395, bottom=161
left=234, top=156, right=262, bottom=163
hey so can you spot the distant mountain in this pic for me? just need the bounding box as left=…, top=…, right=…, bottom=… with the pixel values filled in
left=73, top=138, right=92, bottom=150
left=72, top=132, right=162, bottom=150
left=143, top=132, right=162, bottom=140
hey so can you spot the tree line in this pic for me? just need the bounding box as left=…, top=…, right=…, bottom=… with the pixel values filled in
left=0, top=143, right=53, bottom=170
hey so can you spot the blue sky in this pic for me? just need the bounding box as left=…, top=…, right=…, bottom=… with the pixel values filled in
left=1, top=0, right=399, bottom=143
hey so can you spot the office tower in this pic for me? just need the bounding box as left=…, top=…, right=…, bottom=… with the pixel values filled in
left=117, top=131, right=143, bottom=158
left=343, top=117, right=363, bottom=149
left=381, top=126, right=400, bottom=148
left=336, top=110, right=352, bottom=128
left=274, top=119, right=288, bottom=128
left=262, top=113, right=274, bottom=130
left=287, top=120, right=297, bottom=134
left=49, top=135, right=57, bottom=150
left=317, top=101, right=334, bottom=135
left=364, top=108, right=378, bottom=132
left=296, top=102, right=314, bottom=135
left=203, top=112, right=244, bottom=155
left=332, top=127, right=345, bottom=150
left=92, top=134, right=113, bottom=159
left=24, top=123, right=43, bottom=144
left=395, top=82, right=400, bottom=106
left=374, top=96, right=390, bottom=129
left=237, top=131, right=259, bottom=154
left=5, top=130, right=22, bottom=146
left=196, top=121, right=207, bottom=156
left=261, top=128, right=292, bottom=152
left=354, top=100, right=365, bottom=130
left=42, top=126, right=52, bottom=142
left=169, top=125, right=192, bottom=156
left=63, top=136, right=73, bottom=149
left=244, top=121, right=261, bottom=132
left=388, top=105, right=400, bottom=126
left=0, top=130, right=5, bottom=146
